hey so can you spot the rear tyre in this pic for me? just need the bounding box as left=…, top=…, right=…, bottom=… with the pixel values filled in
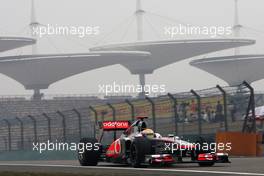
left=198, top=162, right=215, bottom=167
left=78, top=138, right=100, bottom=166
left=130, top=138, right=151, bottom=168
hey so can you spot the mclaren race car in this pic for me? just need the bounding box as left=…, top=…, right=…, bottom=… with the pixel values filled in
left=78, top=117, right=230, bottom=167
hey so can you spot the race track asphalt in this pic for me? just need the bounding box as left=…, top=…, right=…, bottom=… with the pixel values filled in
left=0, top=157, right=263, bottom=176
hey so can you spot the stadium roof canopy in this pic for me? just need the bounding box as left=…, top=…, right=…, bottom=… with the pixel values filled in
left=90, top=39, right=255, bottom=74
left=190, top=55, right=264, bottom=85
left=0, top=37, right=36, bottom=52
left=0, top=51, right=150, bottom=91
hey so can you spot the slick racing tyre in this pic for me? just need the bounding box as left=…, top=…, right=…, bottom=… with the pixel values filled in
left=130, top=137, right=151, bottom=168
left=78, top=138, right=100, bottom=166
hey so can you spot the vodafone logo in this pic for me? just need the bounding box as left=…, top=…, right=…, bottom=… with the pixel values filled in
left=102, top=121, right=129, bottom=130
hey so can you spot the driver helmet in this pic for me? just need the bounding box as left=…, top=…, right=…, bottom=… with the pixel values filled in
left=141, top=128, right=155, bottom=139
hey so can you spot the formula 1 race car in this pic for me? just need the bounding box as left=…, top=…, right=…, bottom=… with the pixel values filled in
left=78, top=117, right=230, bottom=167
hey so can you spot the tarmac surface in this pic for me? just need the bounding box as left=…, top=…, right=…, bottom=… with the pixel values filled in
left=0, top=157, right=263, bottom=176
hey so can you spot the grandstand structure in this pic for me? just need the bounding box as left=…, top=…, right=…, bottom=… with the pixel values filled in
left=0, top=98, right=95, bottom=117
left=0, top=39, right=255, bottom=99
left=0, top=50, right=150, bottom=118
left=0, top=51, right=150, bottom=99
left=0, top=37, right=35, bottom=52
left=0, top=82, right=259, bottom=151
left=0, top=95, right=131, bottom=118
left=0, top=39, right=256, bottom=118
left=90, top=39, right=255, bottom=97
left=190, top=55, right=264, bottom=85
left=91, top=39, right=255, bottom=77
left=190, top=0, right=264, bottom=86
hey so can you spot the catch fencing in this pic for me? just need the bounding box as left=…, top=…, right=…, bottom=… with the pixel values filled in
left=0, top=82, right=257, bottom=151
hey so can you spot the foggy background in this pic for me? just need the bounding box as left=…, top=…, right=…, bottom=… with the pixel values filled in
left=0, top=0, right=264, bottom=95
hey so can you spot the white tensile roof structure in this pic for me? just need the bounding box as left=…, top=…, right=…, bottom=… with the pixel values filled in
left=0, top=37, right=36, bottom=52
left=91, top=39, right=255, bottom=74
left=190, top=55, right=264, bottom=85
left=90, top=39, right=255, bottom=96
left=0, top=38, right=256, bottom=98
left=0, top=51, right=150, bottom=97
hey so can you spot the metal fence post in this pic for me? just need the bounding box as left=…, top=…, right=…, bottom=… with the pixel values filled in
left=28, top=115, right=37, bottom=143
left=107, top=103, right=116, bottom=121
left=15, top=117, right=24, bottom=150
left=168, top=93, right=179, bottom=135
left=190, top=90, right=202, bottom=136
left=107, top=103, right=117, bottom=140
left=89, top=106, right=98, bottom=125
left=73, top=109, right=82, bottom=139
left=125, top=99, right=135, bottom=121
left=42, top=113, right=52, bottom=141
left=242, top=81, right=256, bottom=133
left=3, top=119, right=11, bottom=151
left=216, top=85, right=228, bottom=132
left=57, top=111, right=66, bottom=142
left=89, top=106, right=99, bottom=138
left=146, top=96, right=156, bottom=132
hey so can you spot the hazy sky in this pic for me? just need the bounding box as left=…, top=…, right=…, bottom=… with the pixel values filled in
left=0, top=0, right=264, bottom=96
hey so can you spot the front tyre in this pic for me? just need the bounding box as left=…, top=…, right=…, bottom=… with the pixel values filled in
left=78, top=138, right=100, bottom=166
left=130, top=138, right=151, bottom=168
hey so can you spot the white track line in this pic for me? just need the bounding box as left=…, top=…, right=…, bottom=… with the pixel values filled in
left=0, top=164, right=263, bottom=176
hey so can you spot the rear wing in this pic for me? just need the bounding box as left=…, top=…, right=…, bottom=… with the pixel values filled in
left=98, top=121, right=131, bottom=131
